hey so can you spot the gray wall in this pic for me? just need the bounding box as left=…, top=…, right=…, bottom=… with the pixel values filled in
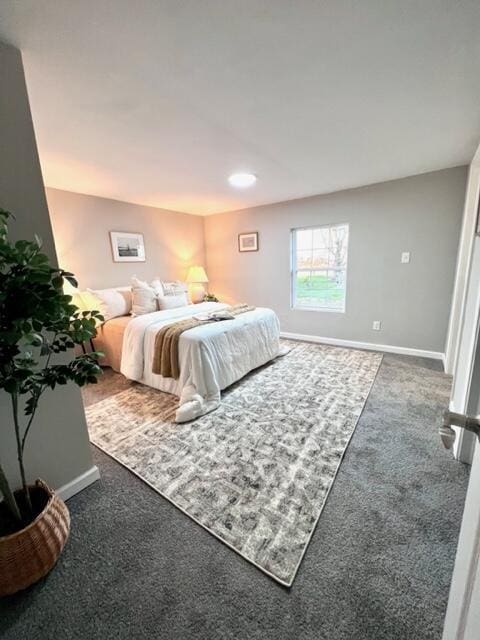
left=46, top=188, right=205, bottom=290
left=204, top=167, right=467, bottom=353
left=0, top=43, right=95, bottom=491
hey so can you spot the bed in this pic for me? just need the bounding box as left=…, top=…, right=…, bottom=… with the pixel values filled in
left=93, top=301, right=281, bottom=422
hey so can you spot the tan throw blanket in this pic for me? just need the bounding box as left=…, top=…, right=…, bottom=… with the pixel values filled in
left=152, top=304, right=255, bottom=379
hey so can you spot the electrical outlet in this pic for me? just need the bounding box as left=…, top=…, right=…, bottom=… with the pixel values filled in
left=372, top=320, right=381, bottom=331
left=401, top=251, right=410, bottom=264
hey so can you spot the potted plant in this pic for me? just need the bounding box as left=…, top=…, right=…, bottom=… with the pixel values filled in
left=203, top=293, right=219, bottom=302
left=0, top=209, right=103, bottom=596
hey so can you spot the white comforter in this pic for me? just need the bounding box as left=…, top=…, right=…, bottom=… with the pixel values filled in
left=120, top=302, right=281, bottom=422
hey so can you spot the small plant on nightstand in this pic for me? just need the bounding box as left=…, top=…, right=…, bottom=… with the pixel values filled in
left=203, top=293, right=219, bottom=302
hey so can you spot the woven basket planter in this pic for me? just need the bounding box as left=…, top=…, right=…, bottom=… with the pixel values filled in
left=0, top=479, right=70, bottom=597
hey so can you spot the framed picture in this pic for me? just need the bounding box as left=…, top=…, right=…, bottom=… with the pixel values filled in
left=110, top=231, right=145, bottom=262
left=238, top=232, right=259, bottom=252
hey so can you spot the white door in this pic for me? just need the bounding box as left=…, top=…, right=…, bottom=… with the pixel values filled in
left=442, top=158, right=480, bottom=639
left=442, top=241, right=480, bottom=638
left=442, top=383, right=480, bottom=639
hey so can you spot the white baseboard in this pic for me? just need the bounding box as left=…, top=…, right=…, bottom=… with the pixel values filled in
left=280, top=331, right=444, bottom=361
left=56, top=465, right=100, bottom=502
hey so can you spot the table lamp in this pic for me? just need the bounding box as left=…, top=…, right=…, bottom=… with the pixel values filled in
left=186, top=265, right=209, bottom=303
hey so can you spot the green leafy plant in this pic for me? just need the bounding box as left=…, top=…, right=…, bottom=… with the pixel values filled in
left=0, top=209, right=103, bottom=528
left=204, top=292, right=219, bottom=302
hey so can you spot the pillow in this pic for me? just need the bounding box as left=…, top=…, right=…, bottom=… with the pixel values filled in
left=70, top=291, right=87, bottom=312
left=77, top=291, right=105, bottom=325
left=150, top=278, right=164, bottom=296
left=158, top=293, right=189, bottom=310
left=161, top=280, right=188, bottom=297
left=131, top=277, right=158, bottom=316
left=85, top=287, right=132, bottom=321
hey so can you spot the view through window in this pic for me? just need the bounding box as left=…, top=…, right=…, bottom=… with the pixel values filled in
left=291, top=223, right=349, bottom=312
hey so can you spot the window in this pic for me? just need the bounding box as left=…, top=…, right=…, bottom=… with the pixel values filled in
left=291, top=223, right=349, bottom=312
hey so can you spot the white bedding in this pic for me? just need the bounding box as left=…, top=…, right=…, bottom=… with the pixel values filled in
left=120, top=302, right=281, bottom=422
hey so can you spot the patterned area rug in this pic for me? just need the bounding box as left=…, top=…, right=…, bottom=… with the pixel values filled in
left=85, top=341, right=382, bottom=586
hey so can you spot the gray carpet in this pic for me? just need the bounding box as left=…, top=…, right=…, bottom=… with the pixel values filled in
left=0, top=351, right=470, bottom=640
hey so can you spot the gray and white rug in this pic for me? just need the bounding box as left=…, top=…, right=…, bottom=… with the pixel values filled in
left=85, top=341, right=382, bottom=586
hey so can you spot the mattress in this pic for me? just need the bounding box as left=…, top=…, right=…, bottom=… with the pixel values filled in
left=93, top=315, right=131, bottom=372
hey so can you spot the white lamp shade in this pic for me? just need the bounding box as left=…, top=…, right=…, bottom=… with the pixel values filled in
left=186, top=265, right=208, bottom=284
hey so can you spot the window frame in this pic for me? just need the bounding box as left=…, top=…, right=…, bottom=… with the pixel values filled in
left=290, top=222, right=349, bottom=313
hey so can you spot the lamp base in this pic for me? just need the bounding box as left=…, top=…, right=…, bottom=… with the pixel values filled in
left=190, top=284, right=206, bottom=304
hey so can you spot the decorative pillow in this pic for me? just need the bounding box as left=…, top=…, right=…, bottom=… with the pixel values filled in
left=158, top=293, right=189, bottom=310
left=78, top=291, right=105, bottom=326
left=85, top=287, right=132, bottom=321
left=161, top=280, right=188, bottom=296
left=150, top=278, right=165, bottom=296
left=131, top=277, right=158, bottom=316
left=70, top=291, right=88, bottom=312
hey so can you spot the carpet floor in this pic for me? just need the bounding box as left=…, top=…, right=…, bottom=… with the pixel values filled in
left=0, top=351, right=470, bottom=640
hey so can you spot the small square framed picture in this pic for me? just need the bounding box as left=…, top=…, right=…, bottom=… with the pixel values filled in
left=238, top=232, right=259, bottom=252
left=110, top=231, right=146, bottom=262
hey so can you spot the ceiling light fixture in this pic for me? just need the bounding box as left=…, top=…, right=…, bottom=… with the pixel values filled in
left=228, top=172, right=257, bottom=188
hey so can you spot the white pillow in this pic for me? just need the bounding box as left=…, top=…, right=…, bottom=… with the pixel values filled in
left=150, top=278, right=164, bottom=296
left=131, top=277, right=158, bottom=316
left=161, top=280, right=188, bottom=296
left=70, top=291, right=87, bottom=312
left=85, top=287, right=132, bottom=321
left=78, top=291, right=105, bottom=326
left=158, top=293, right=189, bottom=310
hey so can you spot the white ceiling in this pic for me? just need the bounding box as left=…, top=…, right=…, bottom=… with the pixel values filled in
left=1, top=1, right=480, bottom=215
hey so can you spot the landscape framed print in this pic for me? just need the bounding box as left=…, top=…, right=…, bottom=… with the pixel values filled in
left=110, top=231, right=146, bottom=262
left=238, top=232, right=259, bottom=252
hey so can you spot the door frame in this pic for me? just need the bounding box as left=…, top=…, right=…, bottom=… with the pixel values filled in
left=446, top=157, right=480, bottom=463
left=450, top=237, right=480, bottom=463
left=445, top=159, right=480, bottom=376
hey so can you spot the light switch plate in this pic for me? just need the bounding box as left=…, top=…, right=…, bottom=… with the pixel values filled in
left=401, top=251, right=410, bottom=263
left=372, top=320, right=381, bottom=331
